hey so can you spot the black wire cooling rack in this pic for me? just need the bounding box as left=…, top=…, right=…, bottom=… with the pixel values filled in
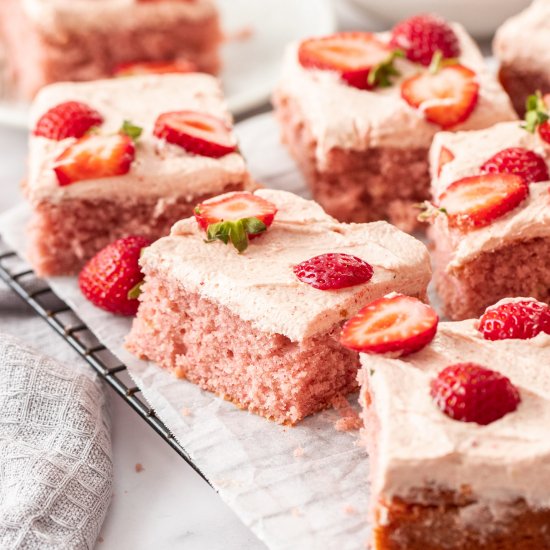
left=0, top=240, right=208, bottom=483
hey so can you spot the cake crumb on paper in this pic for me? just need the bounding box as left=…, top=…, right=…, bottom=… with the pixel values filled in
left=291, top=507, right=303, bottom=517
left=135, top=463, right=144, bottom=473
left=293, top=446, right=305, bottom=458
left=224, top=25, right=254, bottom=42
left=344, top=505, right=358, bottom=516
left=331, top=394, right=363, bottom=432
left=181, top=407, right=192, bottom=417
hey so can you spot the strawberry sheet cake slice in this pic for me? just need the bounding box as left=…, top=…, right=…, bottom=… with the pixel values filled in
left=273, top=14, right=516, bottom=231
left=494, top=0, right=550, bottom=116
left=340, top=295, right=550, bottom=550
left=0, top=0, right=221, bottom=99
left=24, top=74, right=255, bottom=276
left=126, top=189, right=431, bottom=425
left=426, top=103, right=550, bottom=320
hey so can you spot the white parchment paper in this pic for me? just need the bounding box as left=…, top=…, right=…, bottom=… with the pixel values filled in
left=0, top=114, right=380, bottom=550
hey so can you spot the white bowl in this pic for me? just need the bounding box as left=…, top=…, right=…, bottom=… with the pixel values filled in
left=347, top=0, right=532, bottom=37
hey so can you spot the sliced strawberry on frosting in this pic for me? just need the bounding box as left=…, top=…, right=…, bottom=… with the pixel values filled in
left=114, top=59, right=197, bottom=77
left=153, top=110, right=237, bottom=158
left=401, top=60, right=479, bottom=129
left=34, top=101, right=103, bottom=141
left=340, top=293, right=438, bottom=356
left=53, top=134, right=135, bottom=186
left=437, top=146, right=455, bottom=176
left=480, top=147, right=549, bottom=184
left=194, top=192, right=277, bottom=253
left=298, top=32, right=401, bottom=90
left=438, top=173, right=529, bottom=230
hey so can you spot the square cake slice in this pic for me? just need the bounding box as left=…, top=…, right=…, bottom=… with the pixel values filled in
left=0, top=0, right=222, bottom=99
left=494, top=0, right=550, bottom=116
left=427, top=120, right=550, bottom=320
left=24, top=74, right=255, bottom=276
left=273, top=15, right=516, bottom=231
left=356, top=298, right=550, bottom=550
left=126, top=189, right=431, bottom=425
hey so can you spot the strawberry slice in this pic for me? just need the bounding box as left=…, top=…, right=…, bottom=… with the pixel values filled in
left=340, top=293, right=438, bottom=356
left=114, top=59, right=197, bottom=77
left=53, top=134, right=135, bottom=186
left=438, top=173, right=529, bottom=230
left=194, top=192, right=278, bottom=253
left=34, top=101, right=103, bottom=141
left=298, top=32, right=400, bottom=90
left=401, top=63, right=479, bottom=129
left=437, top=146, right=455, bottom=176
left=153, top=110, right=237, bottom=158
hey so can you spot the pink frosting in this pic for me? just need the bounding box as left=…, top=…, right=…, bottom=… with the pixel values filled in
left=26, top=74, right=253, bottom=204
left=360, top=304, right=550, bottom=508
left=429, top=121, right=550, bottom=268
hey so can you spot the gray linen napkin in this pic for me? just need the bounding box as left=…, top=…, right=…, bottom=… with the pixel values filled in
left=0, top=333, right=112, bottom=549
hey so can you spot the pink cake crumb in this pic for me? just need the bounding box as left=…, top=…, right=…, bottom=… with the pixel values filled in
left=135, top=463, right=144, bottom=473
left=343, top=505, right=358, bottom=516
left=293, top=446, right=305, bottom=458
left=181, top=407, right=192, bottom=417
left=331, top=394, right=363, bottom=432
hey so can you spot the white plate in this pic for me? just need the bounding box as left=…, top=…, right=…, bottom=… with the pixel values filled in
left=0, top=0, right=335, bottom=128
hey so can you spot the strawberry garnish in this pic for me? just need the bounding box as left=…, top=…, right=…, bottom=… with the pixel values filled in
left=438, top=173, right=529, bottom=230
left=114, top=59, right=197, bottom=77
left=401, top=57, right=479, bottom=129
left=390, top=14, right=460, bottom=67
left=194, top=192, right=277, bottom=253
left=478, top=299, right=550, bottom=341
left=437, top=146, right=455, bottom=176
left=293, top=253, right=374, bottom=290
left=78, top=235, right=152, bottom=316
left=340, top=293, right=438, bottom=356
left=523, top=91, right=550, bottom=145
left=53, top=133, right=135, bottom=186
left=34, top=101, right=103, bottom=141
left=153, top=110, right=237, bottom=158
left=430, top=362, right=521, bottom=425
left=480, top=147, right=549, bottom=184
left=298, top=32, right=402, bottom=90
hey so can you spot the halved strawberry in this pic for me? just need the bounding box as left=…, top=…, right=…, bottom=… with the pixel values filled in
left=437, top=146, right=455, bottom=176
left=340, top=293, right=438, bottom=356
left=298, top=32, right=401, bottom=90
left=53, top=134, right=135, bottom=186
left=114, top=59, right=197, bottom=77
left=194, top=192, right=278, bottom=253
left=480, top=147, right=549, bottom=184
left=401, top=63, right=479, bottom=129
left=438, top=173, right=529, bottom=230
left=34, top=101, right=103, bottom=141
left=153, top=110, right=237, bottom=158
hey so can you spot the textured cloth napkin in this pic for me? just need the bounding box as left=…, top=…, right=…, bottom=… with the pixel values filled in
left=0, top=333, right=112, bottom=549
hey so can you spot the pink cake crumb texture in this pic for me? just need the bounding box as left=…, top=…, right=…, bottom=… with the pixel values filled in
left=125, top=268, right=361, bottom=425
left=27, top=185, right=242, bottom=276
left=0, top=0, right=221, bottom=99
left=331, top=394, right=363, bottom=432
left=274, top=92, right=429, bottom=232
left=430, top=224, right=550, bottom=320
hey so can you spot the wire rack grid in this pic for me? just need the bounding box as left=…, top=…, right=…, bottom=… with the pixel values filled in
left=0, top=241, right=208, bottom=484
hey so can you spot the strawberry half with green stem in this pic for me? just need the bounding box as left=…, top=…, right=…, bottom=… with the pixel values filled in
left=298, top=32, right=403, bottom=90
left=401, top=52, right=479, bottom=129
left=194, top=192, right=278, bottom=253
left=34, top=101, right=104, bottom=141
left=340, top=293, right=438, bottom=356
left=114, top=59, right=197, bottom=77
left=154, top=110, right=237, bottom=158
left=523, top=91, right=550, bottom=145
left=79, top=235, right=152, bottom=316
left=438, top=173, right=529, bottom=230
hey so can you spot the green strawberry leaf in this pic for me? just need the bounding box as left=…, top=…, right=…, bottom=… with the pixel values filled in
left=127, top=281, right=143, bottom=300
left=203, top=216, right=267, bottom=253
left=368, top=49, right=404, bottom=88
left=522, top=91, right=549, bottom=133
left=120, top=120, right=143, bottom=142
